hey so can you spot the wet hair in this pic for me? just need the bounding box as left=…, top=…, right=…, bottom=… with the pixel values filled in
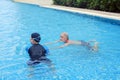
left=31, top=33, right=41, bottom=42
left=61, top=32, right=69, bottom=40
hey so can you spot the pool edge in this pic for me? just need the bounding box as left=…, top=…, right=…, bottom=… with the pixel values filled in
left=12, top=0, right=120, bottom=25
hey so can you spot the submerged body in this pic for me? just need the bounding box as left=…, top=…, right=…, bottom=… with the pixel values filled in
left=44, top=32, right=98, bottom=51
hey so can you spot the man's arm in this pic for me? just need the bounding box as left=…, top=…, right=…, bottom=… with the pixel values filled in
left=49, top=43, right=69, bottom=50
left=43, top=40, right=60, bottom=45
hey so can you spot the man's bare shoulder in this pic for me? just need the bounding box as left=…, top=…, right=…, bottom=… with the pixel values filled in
left=68, top=40, right=81, bottom=45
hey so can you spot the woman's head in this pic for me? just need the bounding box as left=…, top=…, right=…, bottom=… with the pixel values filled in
left=30, top=33, right=41, bottom=44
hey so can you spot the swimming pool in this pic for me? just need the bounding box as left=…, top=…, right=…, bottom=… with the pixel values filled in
left=0, top=0, right=120, bottom=80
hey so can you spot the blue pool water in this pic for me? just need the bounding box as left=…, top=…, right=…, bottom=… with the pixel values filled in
left=0, top=0, right=120, bottom=80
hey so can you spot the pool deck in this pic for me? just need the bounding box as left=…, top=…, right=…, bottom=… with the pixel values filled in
left=13, top=0, right=120, bottom=20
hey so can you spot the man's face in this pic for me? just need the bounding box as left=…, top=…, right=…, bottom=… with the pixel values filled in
left=60, top=34, right=67, bottom=42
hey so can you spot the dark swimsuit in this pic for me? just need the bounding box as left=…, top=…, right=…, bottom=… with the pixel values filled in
left=27, top=44, right=51, bottom=65
left=65, top=40, right=92, bottom=50
left=80, top=40, right=92, bottom=50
